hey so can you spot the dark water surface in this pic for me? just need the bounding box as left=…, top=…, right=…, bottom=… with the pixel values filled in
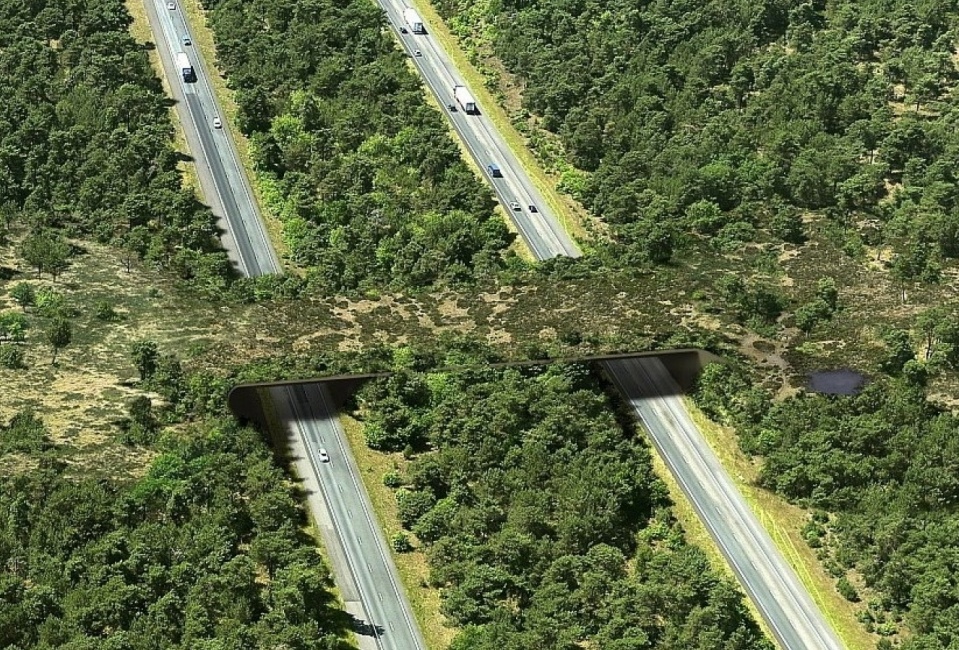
left=807, top=370, right=867, bottom=395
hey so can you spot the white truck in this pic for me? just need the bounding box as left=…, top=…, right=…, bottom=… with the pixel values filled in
left=453, top=85, right=476, bottom=114
left=176, top=52, right=194, bottom=82
left=404, top=7, right=425, bottom=34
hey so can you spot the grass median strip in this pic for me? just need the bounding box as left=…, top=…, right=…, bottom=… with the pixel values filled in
left=177, top=0, right=290, bottom=262
left=340, top=414, right=453, bottom=650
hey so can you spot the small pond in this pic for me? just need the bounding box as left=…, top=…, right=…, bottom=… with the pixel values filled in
left=807, top=370, right=867, bottom=395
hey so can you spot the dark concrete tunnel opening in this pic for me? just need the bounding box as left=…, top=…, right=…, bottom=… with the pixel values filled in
left=226, top=349, right=723, bottom=433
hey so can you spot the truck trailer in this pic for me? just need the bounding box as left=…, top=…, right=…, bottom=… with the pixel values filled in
left=176, top=52, right=194, bottom=82
left=453, top=85, right=476, bottom=113
left=404, top=7, right=425, bottom=34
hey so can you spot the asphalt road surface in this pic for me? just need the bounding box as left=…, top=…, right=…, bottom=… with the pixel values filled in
left=144, top=4, right=425, bottom=648
left=377, top=1, right=581, bottom=260
left=143, top=0, right=279, bottom=277
left=147, top=1, right=841, bottom=647
left=605, top=357, right=845, bottom=650
left=376, top=8, right=843, bottom=646
left=270, top=385, right=427, bottom=650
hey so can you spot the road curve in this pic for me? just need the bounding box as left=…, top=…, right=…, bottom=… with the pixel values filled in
left=376, top=1, right=581, bottom=260
left=605, top=357, right=845, bottom=650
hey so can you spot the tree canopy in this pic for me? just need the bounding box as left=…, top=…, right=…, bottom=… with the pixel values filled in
left=357, top=360, right=772, bottom=649
left=0, top=0, right=231, bottom=291
left=200, top=0, right=513, bottom=291
left=433, top=0, right=959, bottom=270
left=0, top=413, right=351, bottom=649
left=696, top=362, right=959, bottom=648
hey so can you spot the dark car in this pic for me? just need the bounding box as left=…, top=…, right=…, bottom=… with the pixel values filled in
left=529, top=204, right=538, bottom=213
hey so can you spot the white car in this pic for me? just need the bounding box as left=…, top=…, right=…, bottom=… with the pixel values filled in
left=414, top=50, right=422, bottom=57
left=212, top=117, right=222, bottom=129
left=167, top=1, right=175, bottom=9
left=318, top=448, right=330, bottom=463
left=509, top=201, right=521, bottom=211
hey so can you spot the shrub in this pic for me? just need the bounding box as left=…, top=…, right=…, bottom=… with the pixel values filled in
left=0, top=345, right=25, bottom=369
left=390, top=532, right=413, bottom=553
left=837, top=576, right=860, bottom=602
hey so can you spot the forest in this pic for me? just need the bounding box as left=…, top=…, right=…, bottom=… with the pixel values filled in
left=0, top=410, right=351, bottom=649
left=354, top=354, right=772, bottom=649
left=0, top=0, right=233, bottom=293
left=434, top=0, right=959, bottom=274
left=199, top=0, right=513, bottom=291
left=695, top=360, right=959, bottom=650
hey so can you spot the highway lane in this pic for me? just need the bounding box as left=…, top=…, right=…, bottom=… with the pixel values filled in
left=147, top=1, right=840, bottom=647
left=270, top=385, right=427, bottom=650
left=377, top=2, right=581, bottom=259
left=143, top=3, right=426, bottom=647
left=605, top=357, right=845, bottom=650
left=376, top=6, right=844, bottom=647
left=144, top=0, right=280, bottom=277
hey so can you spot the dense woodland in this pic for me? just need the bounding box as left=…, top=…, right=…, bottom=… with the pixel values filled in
left=696, top=361, right=959, bottom=649
left=355, top=356, right=771, bottom=649
left=0, top=0, right=233, bottom=292
left=436, top=0, right=959, bottom=274
left=0, top=411, right=350, bottom=649
left=200, top=0, right=513, bottom=291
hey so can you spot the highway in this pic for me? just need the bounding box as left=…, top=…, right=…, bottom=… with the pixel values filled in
left=378, top=3, right=581, bottom=259
left=605, top=357, right=845, bottom=650
left=374, top=8, right=844, bottom=647
left=142, top=3, right=426, bottom=648
left=143, top=0, right=280, bottom=276
left=270, top=385, right=428, bottom=650
left=145, top=0, right=842, bottom=647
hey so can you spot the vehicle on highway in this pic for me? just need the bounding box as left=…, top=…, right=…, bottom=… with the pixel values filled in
left=176, top=52, right=194, bottom=82
left=509, top=201, right=521, bottom=211
left=487, top=163, right=502, bottom=177
left=447, top=103, right=457, bottom=111
left=182, top=35, right=191, bottom=46
left=213, top=117, right=222, bottom=129
left=529, top=204, right=538, bottom=212
left=414, top=49, right=422, bottom=57
left=404, top=7, right=426, bottom=34
left=167, top=1, right=175, bottom=9
left=318, top=448, right=330, bottom=463
left=453, top=84, right=477, bottom=113
left=400, top=26, right=408, bottom=33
